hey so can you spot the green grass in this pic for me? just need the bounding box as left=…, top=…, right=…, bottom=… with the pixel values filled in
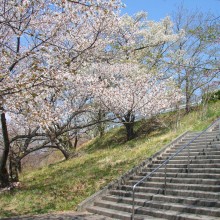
left=0, top=101, right=220, bottom=217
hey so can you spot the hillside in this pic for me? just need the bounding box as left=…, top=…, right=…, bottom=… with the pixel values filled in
left=0, top=101, right=220, bottom=218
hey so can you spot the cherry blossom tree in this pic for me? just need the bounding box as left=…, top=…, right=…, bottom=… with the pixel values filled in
left=0, top=0, right=121, bottom=187
left=85, top=63, right=182, bottom=140
left=2, top=74, right=105, bottom=182
left=109, top=12, right=184, bottom=74
left=82, top=12, right=184, bottom=140
left=169, top=7, right=220, bottom=113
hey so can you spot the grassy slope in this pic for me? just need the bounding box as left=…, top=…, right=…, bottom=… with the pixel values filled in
left=0, top=101, right=220, bottom=217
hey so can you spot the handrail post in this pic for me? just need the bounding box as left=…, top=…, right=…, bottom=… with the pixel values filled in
left=187, top=145, right=190, bottom=173
left=164, top=162, right=167, bottom=195
left=219, top=120, right=220, bottom=136
left=206, top=130, right=207, bottom=147
left=132, top=186, right=135, bottom=220
left=217, top=120, right=220, bottom=141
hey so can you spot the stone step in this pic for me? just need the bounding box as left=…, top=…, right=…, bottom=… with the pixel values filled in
left=100, top=196, right=220, bottom=217
left=142, top=167, right=220, bottom=174
left=87, top=206, right=165, bottom=220
left=181, top=137, right=218, bottom=141
left=153, top=158, right=220, bottom=164
left=173, top=142, right=220, bottom=148
left=130, top=176, right=220, bottom=185
left=137, top=172, right=220, bottom=179
left=92, top=200, right=220, bottom=220
left=118, top=185, right=220, bottom=199
left=135, top=206, right=220, bottom=220
left=175, top=142, right=214, bottom=148
left=157, top=155, right=220, bottom=160
left=179, top=140, right=217, bottom=145
left=171, top=145, right=220, bottom=151
left=125, top=181, right=220, bottom=192
left=181, top=134, right=218, bottom=139
left=167, top=146, right=220, bottom=153
left=107, top=192, right=220, bottom=208
left=166, top=149, right=220, bottom=156
left=149, top=163, right=220, bottom=169
left=180, top=140, right=219, bottom=144
left=178, top=135, right=219, bottom=139
left=87, top=206, right=131, bottom=220
left=186, top=132, right=219, bottom=136
left=212, top=127, right=220, bottom=132
left=182, top=136, right=218, bottom=140
left=162, top=151, right=220, bottom=157
left=180, top=133, right=218, bottom=138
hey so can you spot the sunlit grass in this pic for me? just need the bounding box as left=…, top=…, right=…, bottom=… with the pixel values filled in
left=0, top=101, right=220, bottom=217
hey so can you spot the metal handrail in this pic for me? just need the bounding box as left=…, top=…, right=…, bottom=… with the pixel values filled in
left=131, top=117, right=220, bottom=220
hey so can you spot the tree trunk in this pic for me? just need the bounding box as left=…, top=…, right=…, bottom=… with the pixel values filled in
left=122, top=111, right=135, bottom=141
left=185, top=94, right=191, bottom=114
left=98, top=109, right=105, bottom=137
left=185, top=72, right=191, bottom=114
left=9, top=151, right=19, bottom=182
left=74, top=135, right=78, bottom=150
left=59, top=148, right=70, bottom=160
left=0, top=113, right=10, bottom=187
left=175, top=104, right=180, bottom=131
left=99, top=125, right=105, bottom=138
left=17, top=160, right=22, bottom=173
left=201, top=87, right=210, bottom=120
left=124, top=122, right=135, bottom=141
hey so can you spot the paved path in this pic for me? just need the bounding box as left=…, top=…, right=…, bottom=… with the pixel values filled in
left=0, top=212, right=113, bottom=220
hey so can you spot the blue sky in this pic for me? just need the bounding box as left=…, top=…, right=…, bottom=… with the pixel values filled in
left=121, top=0, right=220, bottom=21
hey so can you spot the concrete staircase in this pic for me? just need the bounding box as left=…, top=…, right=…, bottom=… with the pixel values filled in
left=87, top=124, right=220, bottom=219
